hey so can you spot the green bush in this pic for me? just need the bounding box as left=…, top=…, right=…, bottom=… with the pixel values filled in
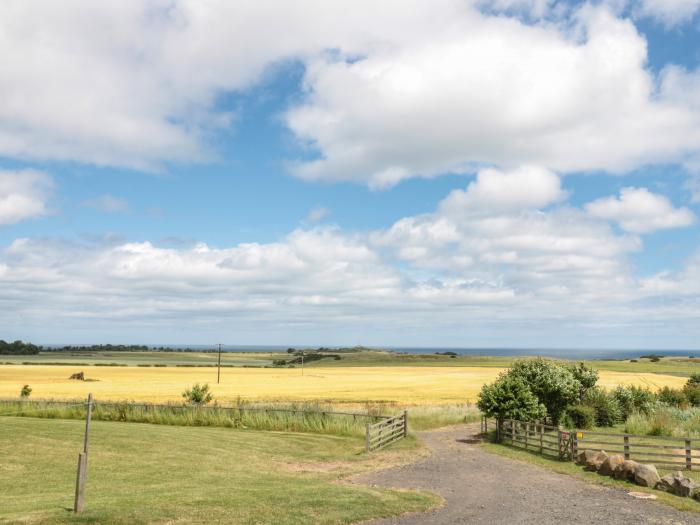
left=477, top=373, right=546, bottom=422
left=19, top=384, right=32, bottom=398
left=613, top=385, right=655, bottom=419
left=563, top=405, right=595, bottom=429
left=182, top=383, right=214, bottom=405
left=583, top=388, right=621, bottom=427
left=684, top=384, right=700, bottom=407
left=507, top=359, right=581, bottom=424
left=658, top=386, right=686, bottom=407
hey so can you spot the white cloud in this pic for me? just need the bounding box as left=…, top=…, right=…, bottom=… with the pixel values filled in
left=287, top=5, right=700, bottom=186
left=303, top=206, right=330, bottom=223
left=585, top=187, right=695, bottom=234
left=0, top=170, right=52, bottom=226
left=82, top=194, right=130, bottom=214
left=637, top=0, right=700, bottom=26
left=0, top=2, right=699, bottom=185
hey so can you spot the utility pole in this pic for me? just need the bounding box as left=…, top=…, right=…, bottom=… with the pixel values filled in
left=74, top=393, right=93, bottom=514
left=217, top=343, right=222, bottom=384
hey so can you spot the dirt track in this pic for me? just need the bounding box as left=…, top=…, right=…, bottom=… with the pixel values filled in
left=354, top=424, right=700, bottom=524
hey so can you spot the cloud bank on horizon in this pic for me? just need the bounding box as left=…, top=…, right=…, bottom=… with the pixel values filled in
left=0, top=0, right=699, bottom=348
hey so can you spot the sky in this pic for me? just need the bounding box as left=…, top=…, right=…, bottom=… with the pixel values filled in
left=1, top=0, right=700, bottom=349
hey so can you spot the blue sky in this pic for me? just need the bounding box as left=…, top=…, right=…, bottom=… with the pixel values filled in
left=1, top=0, right=700, bottom=349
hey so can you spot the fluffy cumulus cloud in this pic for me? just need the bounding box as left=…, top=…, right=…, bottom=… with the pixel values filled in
left=5, top=166, right=700, bottom=345
left=0, top=170, right=52, bottom=226
left=637, top=0, right=700, bottom=26
left=585, top=187, right=695, bottom=234
left=1, top=1, right=700, bottom=183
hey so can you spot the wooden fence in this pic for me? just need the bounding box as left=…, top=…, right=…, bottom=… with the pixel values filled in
left=365, top=411, right=408, bottom=452
left=486, top=417, right=700, bottom=470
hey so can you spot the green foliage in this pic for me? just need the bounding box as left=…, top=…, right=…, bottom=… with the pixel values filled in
left=582, top=388, right=621, bottom=427
left=477, top=373, right=546, bottom=422
left=182, top=383, right=214, bottom=405
left=19, top=384, right=32, bottom=398
left=658, top=386, right=686, bottom=407
left=0, top=340, right=41, bottom=355
left=684, top=383, right=700, bottom=407
left=613, top=385, right=656, bottom=419
left=507, top=358, right=581, bottom=424
left=687, top=373, right=700, bottom=385
left=569, top=362, right=598, bottom=400
left=563, top=405, right=595, bottom=429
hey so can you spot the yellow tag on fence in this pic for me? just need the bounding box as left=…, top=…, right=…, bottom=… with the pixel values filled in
left=576, top=432, right=583, bottom=439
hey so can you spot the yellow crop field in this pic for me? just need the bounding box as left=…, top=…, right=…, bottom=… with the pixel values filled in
left=0, top=365, right=689, bottom=404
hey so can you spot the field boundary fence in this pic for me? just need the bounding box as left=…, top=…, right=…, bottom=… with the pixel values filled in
left=1, top=398, right=410, bottom=452
left=482, top=416, right=700, bottom=469
left=365, top=411, right=408, bottom=452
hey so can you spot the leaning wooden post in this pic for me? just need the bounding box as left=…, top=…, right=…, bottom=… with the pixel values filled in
left=74, top=393, right=93, bottom=514
left=623, top=435, right=630, bottom=460
left=686, top=439, right=692, bottom=470
left=403, top=410, right=408, bottom=438
left=365, top=423, right=370, bottom=453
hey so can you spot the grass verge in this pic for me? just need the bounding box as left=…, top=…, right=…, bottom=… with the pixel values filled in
left=0, top=417, right=439, bottom=524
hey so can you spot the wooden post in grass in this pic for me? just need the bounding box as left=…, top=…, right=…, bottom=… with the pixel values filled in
left=623, top=435, right=630, bottom=460
left=686, top=439, right=692, bottom=470
left=365, top=423, right=370, bottom=452
left=403, top=410, right=408, bottom=437
left=74, top=393, right=93, bottom=514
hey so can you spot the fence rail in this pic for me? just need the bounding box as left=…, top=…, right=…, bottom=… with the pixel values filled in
left=365, top=411, right=408, bottom=452
left=485, top=416, right=700, bottom=470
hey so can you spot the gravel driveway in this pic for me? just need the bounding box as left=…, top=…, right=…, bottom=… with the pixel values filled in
left=354, top=424, right=700, bottom=524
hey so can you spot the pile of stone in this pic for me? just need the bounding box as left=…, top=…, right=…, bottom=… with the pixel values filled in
left=576, top=449, right=700, bottom=500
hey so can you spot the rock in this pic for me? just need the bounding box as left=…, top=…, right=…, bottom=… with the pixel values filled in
left=614, top=460, right=639, bottom=481
left=656, top=473, right=676, bottom=493
left=598, top=454, right=624, bottom=477
left=577, top=449, right=598, bottom=466
left=656, top=471, right=699, bottom=497
left=69, top=372, right=84, bottom=381
left=634, top=464, right=660, bottom=488
left=584, top=450, right=608, bottom=471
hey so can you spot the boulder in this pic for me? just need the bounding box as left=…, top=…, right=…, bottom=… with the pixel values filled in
left=613, top=460, right=639, bottom=481
left=659, top=471, right=700, bottom=497
left=584, top=450, right=609, bottom=471
left=656, top=473, right=676, bottom=493
left=634, top=464, right=660, bottom=488
left=598, top=454, right=625, bottom=477
left=577, top=449, right=598, bottom=465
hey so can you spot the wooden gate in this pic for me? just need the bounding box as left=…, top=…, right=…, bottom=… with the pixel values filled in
left=365, top=411, right=408, bottom=452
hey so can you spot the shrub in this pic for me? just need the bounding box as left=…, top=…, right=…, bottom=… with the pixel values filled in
left=477, top=373, right=546, bottom=422
left=508, top=359, right=581, bottom=424
left=182, top=383, right=214, bottom=405
left=19, top=385, right=31, bottom=398
left=658, top=386, right=686, bottom=407
left=684, top=383, right=700, bottom=407
left=583, top=388, right=621, bottom=427
left=688, top=373, right=700, bottom=386
left=613, top=385, right=656, bottom=419
left=563, top=405, right=595, bottom=429
left=569, top=362, right=598, bottom=401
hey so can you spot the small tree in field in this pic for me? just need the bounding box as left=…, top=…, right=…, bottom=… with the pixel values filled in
left=477, top=374, right=546, bottom=424
left=182, top=383, right=214, bottom=405
left=20, top=384, right=32, bottom=398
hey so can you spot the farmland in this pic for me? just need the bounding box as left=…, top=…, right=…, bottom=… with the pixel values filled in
left=0, top=361, right=690, bottom=404
left=0, top=417, right=436, bottom=524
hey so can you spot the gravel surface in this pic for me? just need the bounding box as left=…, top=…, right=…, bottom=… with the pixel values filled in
left=353, top=424, right=700, bottom=524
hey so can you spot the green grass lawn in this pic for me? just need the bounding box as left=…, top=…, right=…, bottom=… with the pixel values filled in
left=0, top=417, right=438, bottom=524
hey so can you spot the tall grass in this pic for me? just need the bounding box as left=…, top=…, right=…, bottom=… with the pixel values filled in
left=625, top=406, right=700, bottom=438
left=0, top=399, right=384, bottom=437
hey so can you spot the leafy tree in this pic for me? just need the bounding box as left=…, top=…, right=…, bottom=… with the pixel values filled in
left=613, top=385, right=656, bottom=418
left=583, top=388, right=621, bottom=427
left=477, top=374, right=546, bottom=423
left=563, top=405, right=595, bottom=429
left=658, top=386, right=686, bottom=407
left=688, top=373, right=700, bottom=386
left=182, top=383, right=214, bottom=405
left=569, top=362, right=598, bottom=401
left=20, top=385, right=32, bottom=398
left=508, top=359, right=581, bottom=424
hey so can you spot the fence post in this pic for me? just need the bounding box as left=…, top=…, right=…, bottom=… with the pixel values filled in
left=571, top=431, right=577, bottom=461
left=686, top=439, right=692, bottom=470
left=403, top=410, right=408, bottom=438
left=539, top=423, right=543, bottom=455
left=511, top=420, right=515, bottom=444
left=623, top=435, right=630, bottom=460
left=74, top=393, right=93, bottom=514
left=557, top=427, right=563, bottom=459
left=524, top=422, right=529, bottom=450
left=365, top=424, right=370, bottom=453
